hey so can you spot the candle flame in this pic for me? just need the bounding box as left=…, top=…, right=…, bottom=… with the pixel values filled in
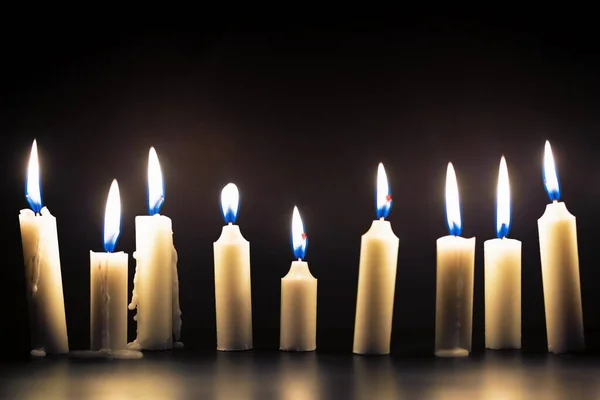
left=496, top=156, right=511, bottom=238
left=543, top=140, right=560, bottom=202
left=376, top=163, right=392, bottom=219
left=291, top=206, right=307, bottom=260
left=445, top=162, right=462, bottom=236
left=148, top=147, right=164, bottom=215
left=26, top=140, right=42, bottom=213
left=104, top=179, right=121, bottom=252
left=220, top=183, right=240, bottom=224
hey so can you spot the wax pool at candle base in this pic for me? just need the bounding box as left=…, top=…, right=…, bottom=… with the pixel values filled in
left=19, top=207, right=69, bottom=356
left=280, top=261, right=317, bottom=352
left=353, top=219, right=399, bottom=355
left=435, top=235, right=475, bottom=358
left=214, top=224, right=253, bottom=351
left=484, top=238, right=521, bottom=350
left=90, top=251, right=128, bottom=351
left=538, top=201, right=584, bottom=354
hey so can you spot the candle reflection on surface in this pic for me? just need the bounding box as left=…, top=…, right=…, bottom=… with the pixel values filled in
left=1, top=352, right=599, bottom=399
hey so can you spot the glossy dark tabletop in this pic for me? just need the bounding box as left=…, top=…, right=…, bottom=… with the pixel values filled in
left=1, top=349, right=599, bottom=399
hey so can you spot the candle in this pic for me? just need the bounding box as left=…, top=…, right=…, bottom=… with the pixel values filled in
left=353, top=163, right=399, bottom=355
left=280, top=206, right=317, bottom=351
left=213, top=183, right=253, bottom=350
left=484, top=156, right=521, bottom=349
left=434, top=162, right=476, bottom=357
left=18, top=140, right=69, bottom=357
left=90, top=180, right=128, bottom=351
left=538, top=141, right=584, bottom=354
left=128, top=147, right=182, bottom=351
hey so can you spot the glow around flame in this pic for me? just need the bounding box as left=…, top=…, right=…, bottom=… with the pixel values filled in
left=148, top=147, right=164, bottom=215
left=220, top=183, right=239, bottom=224
left=291, top=206, right=307, bottom=260
left=445, top=162, right=462, bottom=236
left=376, top=163, right=392, bottom=219
left=543, top=140, right=560, bottom=202
left=496, top=156, right=511, bottom=238
left=26, top=140, right=42, bottom=213
left=104, top=179, right=121, bottom=253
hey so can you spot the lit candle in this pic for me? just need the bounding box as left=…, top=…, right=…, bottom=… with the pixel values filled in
left=90, top=180, right=128, bottom=351
left=538, top=141, right=584, bottom=353
left=128, top=147, right=182, bottom=350
left=434, top=162, right=476, bottom=357
left=280, top=206, right=317, bottom=351
left=213, top=183, right=253, bottom=351
left=353, top=163, right=399, bottom=355
left=19, top=140, right=69, bottom=356
left=484, top=156, right=521, bottom=349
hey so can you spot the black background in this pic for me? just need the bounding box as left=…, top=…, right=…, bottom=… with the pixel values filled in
left=2, top=16, right=600, bottom=359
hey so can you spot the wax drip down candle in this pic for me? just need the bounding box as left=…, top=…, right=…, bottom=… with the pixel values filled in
left=353, top=163, right=399, bottom=355
left=90, top=180, right=128, bottom=352
left=128, top=147, right=183, bottom=351
left=538, top=141, right=584, bottom=354
left=434, top=162, right=476, bottom=358
left=18, top=140, right=69, bottom=357
left=280, top=206, right=318, bottom=351
left=484, top=156, right=522, bottom=350
left=214, top=183, right=253, bottom=350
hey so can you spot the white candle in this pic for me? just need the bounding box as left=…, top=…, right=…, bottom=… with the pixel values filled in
left=213, top=183, right=253, bottom=350
left=19, top=140, right=69, bottom=356
left=280, top=206, right=317, bottom=351
left=90, top=180, right=128, bottom=351
left=538, top=141, right=584, bottom=354
left=484, top=156, right=521, bottom=349
left=353, top=163, right=399, bottom=355
left=128, top=147, right=182, bottom=351
left=435, top=162, right=476, bottom=358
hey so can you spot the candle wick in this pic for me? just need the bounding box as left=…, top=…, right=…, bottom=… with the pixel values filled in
left=228, top=222, right=233, bottom=226
left=297, top=258, right=302, bottom=262
left=553, top=200, right=558, bottom=204
left=379, top=217, right=384, bottom=221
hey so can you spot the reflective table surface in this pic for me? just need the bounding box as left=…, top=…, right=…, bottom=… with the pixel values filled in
left=1, top=350, right=599, bottom=399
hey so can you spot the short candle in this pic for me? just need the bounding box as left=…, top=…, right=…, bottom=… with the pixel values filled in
left=280, top=206, right=317, bottom=351
left=484, top=156, right=522, bottom=349
left=434, top=162, right=476, bottom=358
left=90, top=180, right=128, bottom=351
left=537, top=141, right=584, bottom=354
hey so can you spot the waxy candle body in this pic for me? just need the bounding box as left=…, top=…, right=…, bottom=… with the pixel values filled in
left=90, top=251, right=128, bottom=351
left=280, top=261, right=317, bottom=351
left=214, top=224, right=253, bottom=350
left=538, top=201, right=584, bottom=353
left=353, top=219, right=399, bottom=355
left=19, top=207, right=69, bottom=355
left=435, top=235, right=475, bottom=357
left=484, top=238, right=521, bottom=349
left=130, top=215, right=174, bottom=350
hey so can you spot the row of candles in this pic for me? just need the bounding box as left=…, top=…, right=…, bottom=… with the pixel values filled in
left=19, top=140, right=584, bottom=358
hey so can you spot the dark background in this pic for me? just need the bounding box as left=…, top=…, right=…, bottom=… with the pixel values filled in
left=2, top=17, right=599, bottom=359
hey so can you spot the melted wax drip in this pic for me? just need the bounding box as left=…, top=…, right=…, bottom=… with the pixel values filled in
left=99, top=258, right=110, bottom=350
left=127, top=251, right=141, bottom=350
left=172, top=245, right=183, bottom=345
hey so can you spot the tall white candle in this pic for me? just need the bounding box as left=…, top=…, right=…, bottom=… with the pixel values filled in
left=19, top=140, right=69, bottom=357
left=280, top=206, right=317, bottom=351
left=128, top=147, right=182, bottom=351
left=90, top=180, right=128, bottom=351
left=538, top=141, right=584, bottom=354
left=353, top=163, right=399, bottom=355
left=435, top=162, right=476, bottom=358
left=214, top=183, right=253, bottom=351
left=484, top=156, right=521, bottom=349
